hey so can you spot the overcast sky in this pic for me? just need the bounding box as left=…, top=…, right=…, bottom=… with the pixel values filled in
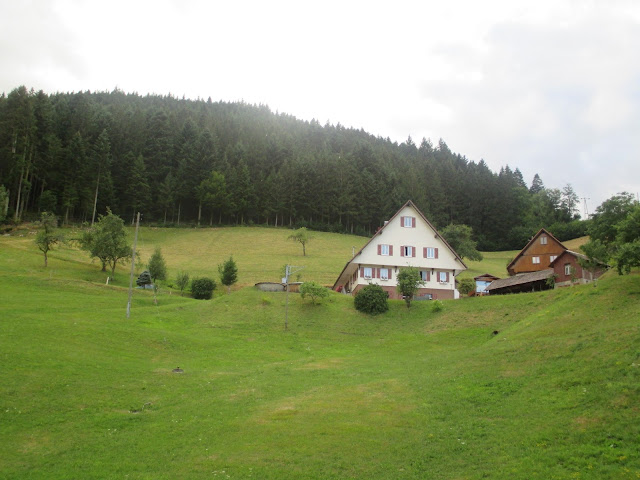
left=2, top=0, right=639, bottom=215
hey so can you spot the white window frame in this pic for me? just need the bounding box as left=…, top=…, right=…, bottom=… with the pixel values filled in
left=532, top=256, right=540, bottom=264
left=564, top=264, right=572, bottom=275
left=380, top=268, right=389, bottom=280
left=438, top=271, right=447, bottom=283
left=403, top=216, right=414, bottom=228
left=540, top=235, right=548, bottom=245
left=426, top=247, right=435, bottom=259
left=403, top=246, right=413, bottom=257
left=364, top=267, right=372, bottom=279
left=550, top=255, right=557, bottom=262
left=420, top=270, right=428, bottom=282
left=380, top=244, right=389, bottom=256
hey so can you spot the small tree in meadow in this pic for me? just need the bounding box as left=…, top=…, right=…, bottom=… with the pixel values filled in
left=300, top=281, right=329, bottom=305
left=175, top=271, right=190, bottom=296
left=79, top=208, right=131, bottom=277
left=148, top=247, right=167, bottom=284
left=34, top=212, right=63, bottom=267
left=288, top=227, right=311, bottom=256
left=396, top=267, right=425, bottom=308
left=354, top=284, right=389, bottom=315
left=218, top=256, right=238, bottom=294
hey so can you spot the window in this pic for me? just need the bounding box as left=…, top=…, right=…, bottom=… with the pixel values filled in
left=379, top=244, right=390, bottom=256
left=550, top=255, right=557, bottom=262
left=420, top=270, right=428, bottom=281
left=425, top=247, right=435, bottom=259
left=532, top=256, right=540, bottom=264
left=540, top=235, right=548, bottom=245
left=564, top=264, right=572, bottom=275
left=364, top=267, right=372, bottom=279
left=438, top=271, right=448, bottom=283
left=402, top=216, right=415, bottom=228
left=381, top=268, right=389, bottom=280
left=402, top=246, right=414, bottom=257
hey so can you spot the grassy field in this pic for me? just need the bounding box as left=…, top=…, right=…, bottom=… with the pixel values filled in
left=1, top=227, right=638, bottom=479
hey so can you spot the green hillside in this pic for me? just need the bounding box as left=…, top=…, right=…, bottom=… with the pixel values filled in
left=1, top=228, right=639, bottom=479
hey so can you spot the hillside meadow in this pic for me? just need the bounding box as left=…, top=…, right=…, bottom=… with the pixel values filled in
left=1, top=226, right=638, bottom=479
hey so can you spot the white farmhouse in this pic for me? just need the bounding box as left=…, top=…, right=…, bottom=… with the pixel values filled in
left=332, top=200, right=467, bottom=300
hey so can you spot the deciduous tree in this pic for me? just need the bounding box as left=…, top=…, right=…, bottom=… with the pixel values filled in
left=396, top=267, right=425, bottom=308
left=79, top=208, right=131, bottom=276
left=288, top=227, right=311, bottom=256
left=34, top=212, right=62, bottom=267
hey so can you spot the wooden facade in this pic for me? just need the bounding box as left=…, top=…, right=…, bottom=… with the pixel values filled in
left=550, top=250, right=607, bottom=287
left=507, top=228, right=567, bottom=276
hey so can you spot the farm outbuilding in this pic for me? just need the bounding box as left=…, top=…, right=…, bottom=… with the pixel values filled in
left=487, top=269, right=554, bottom=295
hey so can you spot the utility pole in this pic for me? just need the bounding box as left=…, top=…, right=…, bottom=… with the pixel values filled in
left=284, top=264, right=304, bottom=330
left=581, top=197, right=590, bottom=219
left=126, top=212, right=141, bottom=318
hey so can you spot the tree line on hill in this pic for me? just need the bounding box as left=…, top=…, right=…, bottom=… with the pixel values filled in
left=0, top=86, right=586, bottom=250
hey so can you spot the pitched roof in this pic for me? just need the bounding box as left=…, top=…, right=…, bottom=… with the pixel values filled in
left=332, top=200, right=467, bottom=289
left=474, top=273, right=500, bottom=281
left=487, top=269, right=554, bottom=291
left=548, top=249, right=608, bottom=267
left=506, top=228, right=567, bottom=272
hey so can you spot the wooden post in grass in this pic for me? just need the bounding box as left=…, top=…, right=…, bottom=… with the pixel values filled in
left=126, top=212, right=141, bottom=318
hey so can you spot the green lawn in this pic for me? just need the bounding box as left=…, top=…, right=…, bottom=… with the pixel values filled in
left=1, top=227, right=639, bottom=479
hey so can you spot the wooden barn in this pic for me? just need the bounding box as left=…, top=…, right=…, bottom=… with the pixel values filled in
left=506, top=228, right=567, bottom=275
left=549, top=250, right=608, bottom=286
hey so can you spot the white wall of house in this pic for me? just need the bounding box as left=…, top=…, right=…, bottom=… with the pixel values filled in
left=350, top=204, right=463, bottom=293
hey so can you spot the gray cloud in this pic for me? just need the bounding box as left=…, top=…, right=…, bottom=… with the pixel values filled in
left=414, top=10, right=640, bottom=210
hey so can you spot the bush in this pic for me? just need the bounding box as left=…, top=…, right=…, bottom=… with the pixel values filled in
left=431, top=300, right=444, bottom=313
left=300, top=281, right=329, bottom=304
left=354, top=284, right=389, bottom=315
left=457, top=278, right=475, bottom=296
left=191, top=277, right=216, bottom=300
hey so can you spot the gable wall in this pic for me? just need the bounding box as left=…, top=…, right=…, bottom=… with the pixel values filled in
left=509, top=233, right=566, bottom=274
left=356, top=205, right=461, bottom=270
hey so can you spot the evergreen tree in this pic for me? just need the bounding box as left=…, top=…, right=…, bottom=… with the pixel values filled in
left=148, top=247, right=167, bottom=283
left=530, top=173, right=545, bottom=194
left=125, top=154, right=151, bottom=222
left=218, top=256, right=238, bottom=294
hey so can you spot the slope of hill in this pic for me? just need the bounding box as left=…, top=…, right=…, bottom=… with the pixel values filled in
left=1, top=229, right=638, bottom=479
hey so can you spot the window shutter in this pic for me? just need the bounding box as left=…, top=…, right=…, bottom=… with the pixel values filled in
left=427, top=271, right=430, bottom=281
left=412, top=217, right=416, bottom=228
left=423, top=247, right=427, bottom=258
left=360, top=267, right=365, bottom=278
left=412, top=247, right=416, bottom=257
left=377, top=245, right=381, bottom=255
left=389, top=245, right=393, bottom=256
left=400, top=246, right=404, bottom=257
left=435, top=248, right=439, bottom=259
left=446, top=272, right=450, bottom=282
left=400, top=216, right=405, bottom=227
left=376, top=268, right=381, bottom=279
left=388, top=269, right=392, bottom=280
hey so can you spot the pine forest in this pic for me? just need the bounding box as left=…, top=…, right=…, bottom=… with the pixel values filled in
left=0, top=86, right=585, bottom=251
